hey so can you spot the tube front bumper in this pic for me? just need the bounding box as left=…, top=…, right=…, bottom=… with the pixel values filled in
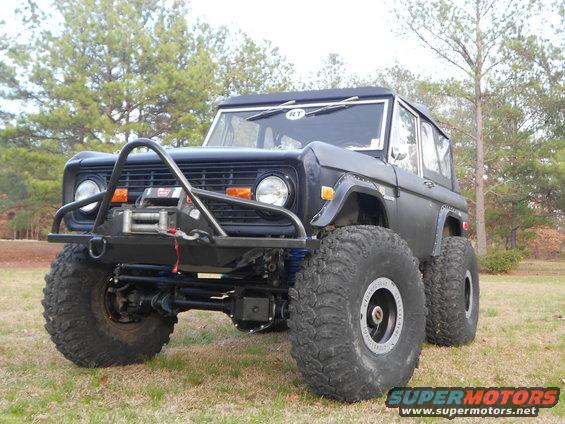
left=48, top=138, right=319, bottom=271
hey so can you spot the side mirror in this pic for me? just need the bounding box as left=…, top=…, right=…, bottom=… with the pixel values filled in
left=391, top=144, right=408, bottom=161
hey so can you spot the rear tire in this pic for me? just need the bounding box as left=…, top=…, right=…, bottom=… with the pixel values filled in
left=43, top=244, right=176, bottom=367
left=424, top=236, right=479, bottom=346
left=288, top=226, right=426, bottom=402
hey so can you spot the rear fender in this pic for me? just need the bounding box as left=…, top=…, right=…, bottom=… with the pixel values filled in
left=432, top=205, right=465, bottom=256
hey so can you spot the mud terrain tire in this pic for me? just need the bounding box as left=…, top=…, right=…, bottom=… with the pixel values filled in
left=424, top=236, right=479, bottom=346
left=43, top=244, right=176, bottom=367
left=288, top=226, right=426, bottom=402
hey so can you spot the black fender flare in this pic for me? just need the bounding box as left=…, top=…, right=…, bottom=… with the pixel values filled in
left=432, top=205, right=464, bottom=256
left=310, top=174, right=393, bottom=228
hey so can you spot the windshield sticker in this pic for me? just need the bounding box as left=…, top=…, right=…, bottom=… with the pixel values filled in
left=285, top=108, right=305, bottom=120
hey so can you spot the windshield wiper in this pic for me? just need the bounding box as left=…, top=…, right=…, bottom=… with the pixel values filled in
left=246, top=100, right=296, bottom=121
left=304, top=96, right=359, bottom=117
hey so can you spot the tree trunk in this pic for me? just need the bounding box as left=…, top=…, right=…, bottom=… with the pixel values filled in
left=474, top=1, right=487, bottom=256
left=474, top=82, right=487, bottom=256
left=510, top=202, right=518, bottom=249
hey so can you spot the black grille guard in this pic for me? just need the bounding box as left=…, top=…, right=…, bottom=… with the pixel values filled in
left=48, top=138, right=319, bottom=251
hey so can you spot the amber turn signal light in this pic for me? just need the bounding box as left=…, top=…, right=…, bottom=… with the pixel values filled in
left=226, top=187, right=252, bottom=200
left=111, top=188, right=128, bottom=203
left=321, top=186, right=335, bottom=200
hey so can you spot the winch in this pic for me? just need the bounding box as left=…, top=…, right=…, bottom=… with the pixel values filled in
left=97, top=186, right=214, bottom=239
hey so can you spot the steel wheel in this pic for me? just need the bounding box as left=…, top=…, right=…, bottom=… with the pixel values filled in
left=360, top=277, right=404, bottom=354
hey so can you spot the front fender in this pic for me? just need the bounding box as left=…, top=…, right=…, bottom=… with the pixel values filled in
left=310, top=173, right=394, bottom=228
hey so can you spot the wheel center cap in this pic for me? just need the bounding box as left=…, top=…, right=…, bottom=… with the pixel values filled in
left=371, top=306, right=384, bottom=325
left=360, top=277, right=404, bottom=355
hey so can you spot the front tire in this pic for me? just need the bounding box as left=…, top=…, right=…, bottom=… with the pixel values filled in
left=424, top=236, right=479, bottom=346
left=288, top=226, right=426, bottom=402
left=43, top=244, right=176, bottom=367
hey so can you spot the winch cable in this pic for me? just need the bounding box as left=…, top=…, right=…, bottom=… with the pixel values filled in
left=167, top=228, right=181, bottom=273
left=162, top=228, right=200, bottom=274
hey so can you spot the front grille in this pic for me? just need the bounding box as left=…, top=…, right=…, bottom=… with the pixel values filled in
left=78, top=161, right=298, bottom=225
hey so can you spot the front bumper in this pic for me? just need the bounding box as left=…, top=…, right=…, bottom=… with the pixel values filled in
left=49, top=139, right=319, bottom=271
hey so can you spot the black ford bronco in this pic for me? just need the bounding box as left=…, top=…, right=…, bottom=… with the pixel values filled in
left=45, top=87, right=479, bottom=402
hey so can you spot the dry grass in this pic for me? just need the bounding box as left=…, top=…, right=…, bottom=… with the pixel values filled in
left=0, top=261, right=563, bottom=423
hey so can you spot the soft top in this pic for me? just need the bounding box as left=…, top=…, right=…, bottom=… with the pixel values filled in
left=220, top=86, right=444, bottom=136
left=220, top=87, right=395, bottom=107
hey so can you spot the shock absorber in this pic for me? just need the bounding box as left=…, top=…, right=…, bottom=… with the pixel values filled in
left=286, top=248, right=308, bottom=285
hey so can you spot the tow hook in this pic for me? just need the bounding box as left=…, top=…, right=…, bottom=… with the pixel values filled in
left=88, top=236, right=107, bottom=260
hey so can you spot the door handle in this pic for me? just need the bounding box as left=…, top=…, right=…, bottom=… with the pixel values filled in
left=424, top=180, right=435, bottom=188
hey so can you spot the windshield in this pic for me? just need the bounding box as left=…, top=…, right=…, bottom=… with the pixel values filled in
left=204, top=101, right=386, bottom=151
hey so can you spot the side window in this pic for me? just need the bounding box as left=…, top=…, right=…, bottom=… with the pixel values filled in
left=421, top=121, right=441, bottom=174
left=422, top=125, right=453, bottom=188
left=390, top=104, right=418, bottom=174
left=436, top=133, right=452, bottom=180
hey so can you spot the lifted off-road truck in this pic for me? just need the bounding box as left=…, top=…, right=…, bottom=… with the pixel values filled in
left=45, top=87, right=479, bottom=402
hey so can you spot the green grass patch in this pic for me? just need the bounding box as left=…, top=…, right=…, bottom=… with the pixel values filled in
left=146, top=384, right=166, bottom=407
left=5, top=400, right=27, bottom=417
left=183, top=370, right=205, bottom=387
left=240, top=343, right=268, bottom=355
left=147, top=353, right=189, bottom=371
left=482, top=307, right=498, bottom=317
left=172, top=330, right=214, bottom=346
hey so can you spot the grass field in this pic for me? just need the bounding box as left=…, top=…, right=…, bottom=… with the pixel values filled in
left=0, top=257, right=563, bottom=423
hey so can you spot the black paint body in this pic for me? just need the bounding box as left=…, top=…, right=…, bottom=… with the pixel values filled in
left=57, top=87, right=469, bottom=269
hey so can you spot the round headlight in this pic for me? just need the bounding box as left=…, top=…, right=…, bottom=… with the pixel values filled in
left=255, top=176, right=289, bottom=207
left=75, top=179, right=101, bottom=213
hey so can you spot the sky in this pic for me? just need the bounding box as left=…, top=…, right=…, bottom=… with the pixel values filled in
left=0, top=0, right=441, bottom=83
left=188, top=0, right=439, bottom=81
left=0, top=0, right=559, bottom=90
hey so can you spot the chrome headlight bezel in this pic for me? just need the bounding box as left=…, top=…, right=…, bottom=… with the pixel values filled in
left=74, top=179, right=101, bottom=213
left=254, top=175, right=291, bottom=207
